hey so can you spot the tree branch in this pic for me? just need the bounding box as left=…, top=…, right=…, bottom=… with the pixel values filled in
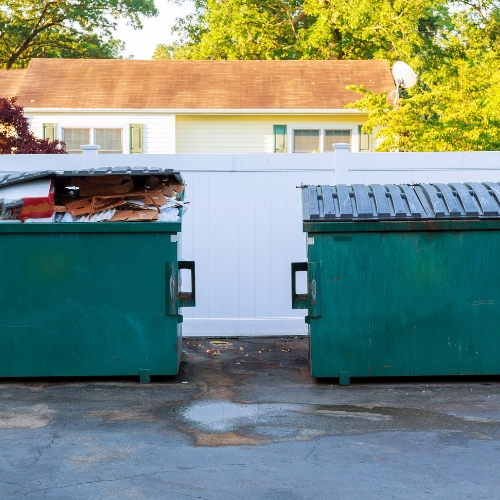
left=292, top=11, right=306, bottom=27
left=6, top=1, right=61, bottom=69
left=6, top=21, right=60, bottom=68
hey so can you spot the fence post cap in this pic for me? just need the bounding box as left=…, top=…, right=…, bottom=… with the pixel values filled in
left=333, top=143, right=351, bottom=151
left=80, top=144, right=101, bottom=151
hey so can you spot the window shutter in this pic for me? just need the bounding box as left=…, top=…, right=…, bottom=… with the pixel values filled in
left=130, top=124, right=143, bottom=154
left=274, top=125, right=287, bottom=153
left=43, top=123, right=56, bottom=142
left=358, top=125, right=371, bottom=152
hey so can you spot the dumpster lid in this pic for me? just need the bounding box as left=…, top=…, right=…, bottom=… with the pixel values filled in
left=302, top=183, right=500, bottom=221
left=0, top=167, right=183, bottom=188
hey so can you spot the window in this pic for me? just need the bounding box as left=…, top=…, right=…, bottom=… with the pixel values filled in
left=273, top=125, right=287, bottom=153
left=294, top=130, right=320, bottom=153
left=95, top=128, right=123, bottom=154
left=63, top=128, right=90, bottom=154
left=324, top=130, right=351, bottom=152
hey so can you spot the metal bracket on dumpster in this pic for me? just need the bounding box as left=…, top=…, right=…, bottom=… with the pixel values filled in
left=178, top=261, right=196, bottom=308
left=166, top=261, right=196, bottom=315
left=166, top=261, right=179, bottom=316
left=292, top=262, right=322, bottom=317
left=292, top=262, right=309, bottom=309
left=308, top=262, right=321, bottom=318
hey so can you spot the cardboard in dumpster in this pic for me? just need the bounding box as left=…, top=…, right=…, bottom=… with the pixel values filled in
left=162, top=182, right=184, bottom=198
left=145, top=191, right=168, bottom=206
left=110, top=209, right=158, bottom=222
left=65, top=199, right=92, bottom=216
left=86, top=190, right=167, bottom=217
left=78, top=179, right=134, bottom=197
left=92, top=199, right=127, bottom=213
left=0, top=179, right=54, bottom=221
left=70, top=176, right=130, bottom=188
left=0, top=170, right=186, bottom=223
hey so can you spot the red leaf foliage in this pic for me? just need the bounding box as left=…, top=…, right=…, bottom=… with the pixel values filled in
left=0, top=97, right=67, bottom=154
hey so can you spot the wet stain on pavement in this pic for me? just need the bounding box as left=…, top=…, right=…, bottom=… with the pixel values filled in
left=0, top=404, right=53, bottom=429
left=177, top=425, right=267, bottom=446
left=1, top=338, right=500, bottom=448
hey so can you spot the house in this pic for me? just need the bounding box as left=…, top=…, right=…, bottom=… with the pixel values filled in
left=0, top=59, right=395, bottom=154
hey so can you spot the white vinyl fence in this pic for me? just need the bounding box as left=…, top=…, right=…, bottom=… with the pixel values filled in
left=3, top=146, right=500, bottom=337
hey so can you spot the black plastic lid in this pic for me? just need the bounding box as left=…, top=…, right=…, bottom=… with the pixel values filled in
left=302, top=183, right=500, bottom=221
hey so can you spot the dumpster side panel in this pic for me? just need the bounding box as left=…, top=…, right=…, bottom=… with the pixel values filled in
left=308, top=229, right=500, bottom=378
left=0, top=231, right=181, bottom=377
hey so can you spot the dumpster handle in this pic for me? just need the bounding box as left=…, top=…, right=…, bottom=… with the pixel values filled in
left=291, top=262, right=309, bottom=309
left=308, top=261, right=321, bottom=318
left=166, top=261, right=178, bottom=316
left=178, top=261, right=196, bottom=308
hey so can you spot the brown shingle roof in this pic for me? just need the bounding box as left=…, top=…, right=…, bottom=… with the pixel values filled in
left=14, top=59, right=394, bottom=110
left=0, top=70, right=27, bottom=98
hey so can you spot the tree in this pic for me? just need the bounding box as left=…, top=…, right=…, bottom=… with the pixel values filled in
left=156, top=0, right=450, bottom=61
left=0, top=97, right=67, bottom=153
left=153, top=43, right=180, bottom=60
left=347, top=2, right=500, bottom=151
left=0, top=0, right=158, bottom=69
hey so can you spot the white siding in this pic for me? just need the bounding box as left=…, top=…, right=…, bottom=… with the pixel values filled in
left=27, top=113, right=176, bottom=154
left=176, top=115, right=365, bottom=153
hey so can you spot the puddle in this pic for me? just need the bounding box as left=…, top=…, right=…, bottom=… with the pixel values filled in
left=294, top=409, right=392, bottom=421
left=181, top=400, right=297, bottom=432
left=253, top=426, right=299, bottom=438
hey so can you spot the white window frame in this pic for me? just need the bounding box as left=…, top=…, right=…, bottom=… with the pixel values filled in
left=287, top=124, right=359, bottom=153
left=94, top=127, right=124, bottom=154
left=58, top=125, right=128, bottom=153
left=324, top=128, right=355, bottom=153
left=61, top=127, right=92, bottom=153
left=291, top=128, right=322, bottom=153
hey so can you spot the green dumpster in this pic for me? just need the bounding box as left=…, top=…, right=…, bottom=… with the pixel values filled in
left=0, top=168, right=195, bottom=381
left=292, top=182, right=500, bottom=384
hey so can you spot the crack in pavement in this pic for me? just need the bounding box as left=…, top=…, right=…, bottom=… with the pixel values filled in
left=32, top=437, right=55, bottom=467
left=0, top=479, right=37, bottom=497
left=304, top=441, right=320, bottom=461
left=21, top=462, right=257, bottom=495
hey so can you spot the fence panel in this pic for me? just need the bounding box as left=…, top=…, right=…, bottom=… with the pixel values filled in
left=178, top=159, right=334, bottom=336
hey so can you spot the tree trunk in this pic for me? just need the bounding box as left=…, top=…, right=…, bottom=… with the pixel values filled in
left=332, top=29, right=343, bottom=60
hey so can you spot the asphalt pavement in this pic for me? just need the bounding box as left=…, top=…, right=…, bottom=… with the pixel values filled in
left=1, top=337, right=499, bottom=499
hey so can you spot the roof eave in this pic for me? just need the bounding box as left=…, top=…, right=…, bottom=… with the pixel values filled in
left=23, top=107, right=365, bottom=115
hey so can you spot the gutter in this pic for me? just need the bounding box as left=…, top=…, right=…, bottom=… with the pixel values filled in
left=23, top=108, right=365, bottom=115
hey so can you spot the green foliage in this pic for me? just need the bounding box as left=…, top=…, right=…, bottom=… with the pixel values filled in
left=347, top=3, right=500, bottom=151
left=0, top=0, right=157, bottom=69
left=152, top=43, right=180, bottom=60
left=156, top=0, right=450, bottom=61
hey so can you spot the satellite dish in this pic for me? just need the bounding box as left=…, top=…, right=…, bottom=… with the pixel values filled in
left=391, top=61, right=417, bottom=104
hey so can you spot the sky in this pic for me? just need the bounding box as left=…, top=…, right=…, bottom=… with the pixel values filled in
left=114, top=0, right=195, bottom=60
